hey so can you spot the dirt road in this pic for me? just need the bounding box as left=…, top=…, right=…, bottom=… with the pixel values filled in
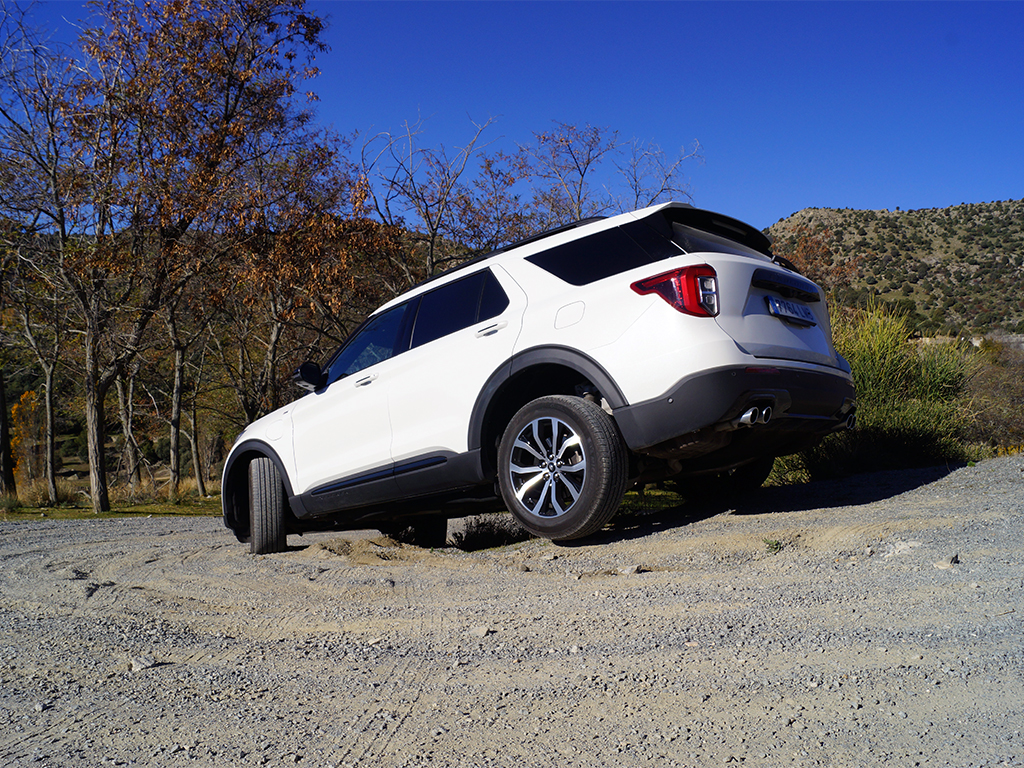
left=2, top=456, right=1022, bottom=767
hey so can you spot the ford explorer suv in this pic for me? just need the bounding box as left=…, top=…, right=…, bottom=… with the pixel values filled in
left=222, top=202, right=856, bottom=552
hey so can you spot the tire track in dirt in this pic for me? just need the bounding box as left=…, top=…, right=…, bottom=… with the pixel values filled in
left=316, top=574, right=456, bottom=767
left=0, top=710, right=109, bottom=764
left=3, top=457, right=1022, bottom=768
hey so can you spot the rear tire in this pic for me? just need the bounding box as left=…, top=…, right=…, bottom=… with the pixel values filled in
left=379, top=517, right=449, bottom=548
left=727, top=455, right=775, bottom=493
left=498, top=395, right=628, bottom=541
left=249, top=457, right=287, bottom=554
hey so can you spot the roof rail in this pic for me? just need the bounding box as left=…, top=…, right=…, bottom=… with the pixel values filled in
left=420, top=216, right=608, bottom=286
left=490, top=216, right=606, bottom=256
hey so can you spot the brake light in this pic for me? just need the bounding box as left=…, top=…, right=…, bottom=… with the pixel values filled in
left=631, top=265, right=719, bottom=317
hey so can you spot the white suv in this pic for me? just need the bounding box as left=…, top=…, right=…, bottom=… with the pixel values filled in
left=223, top=202, right=856, bottom=552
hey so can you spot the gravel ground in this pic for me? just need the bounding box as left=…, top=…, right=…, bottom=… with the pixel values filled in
left=1, top=455, right=1022, bottom=768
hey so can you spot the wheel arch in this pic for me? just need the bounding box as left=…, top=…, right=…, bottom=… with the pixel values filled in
left=468, top=346, right=627, bottom=479
left=221, top=440, right=297, bottom=542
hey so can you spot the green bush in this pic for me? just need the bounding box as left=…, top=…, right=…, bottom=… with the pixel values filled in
left=795, top=304, right=976, bottom=478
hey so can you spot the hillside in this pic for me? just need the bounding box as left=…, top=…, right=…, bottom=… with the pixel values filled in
left=766, top=199, right=1024, bottom=335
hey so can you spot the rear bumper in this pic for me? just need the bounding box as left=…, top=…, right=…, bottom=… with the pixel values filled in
left=613, top=364, right=856, bottom=454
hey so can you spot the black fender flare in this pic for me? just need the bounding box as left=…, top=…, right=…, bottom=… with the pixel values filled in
left=221, top=440, right=298, bottom=540
left=466, top=345, right=628, bottom=453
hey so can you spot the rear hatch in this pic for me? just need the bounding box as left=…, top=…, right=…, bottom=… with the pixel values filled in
left=631, top=204, right=844, bottom=370
left=711, top=257, right=842, bottom=369
left=519, top=202, right=845, bottom=372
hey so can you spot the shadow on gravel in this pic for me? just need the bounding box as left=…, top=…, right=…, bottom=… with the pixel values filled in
left=559, top=463, right=964, bottom=548
left=730, top=463, right=963, bottom=515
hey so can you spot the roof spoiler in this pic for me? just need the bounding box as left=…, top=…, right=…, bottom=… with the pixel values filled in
left=647, top=203, right=774, bottom=257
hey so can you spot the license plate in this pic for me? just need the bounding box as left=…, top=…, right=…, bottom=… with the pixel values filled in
left=766, top=296, right=817, bottom=326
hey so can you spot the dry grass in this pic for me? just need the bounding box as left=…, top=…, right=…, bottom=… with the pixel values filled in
left=1, top=472, right=221, bottom=520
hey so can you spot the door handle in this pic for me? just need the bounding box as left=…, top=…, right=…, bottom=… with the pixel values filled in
left=355, top=373, right=378, bottom=387
left=475, top=320, right=508, bottom=337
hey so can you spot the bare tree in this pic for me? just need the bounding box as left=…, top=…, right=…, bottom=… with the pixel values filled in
left=510, top=122, right=703, bottom=232
left=445, top=151, right=534, bottom=254
left=0, top=236, right=67, bottom=502
left=0, top=368, right=14, bottom=498
left=0, top=226, right=17, bottom=498
left=514, top=121, right=621, bottom=228
left=615, top=137, right=702, bottom=210
left=360, top=115, right=498, bottom=279
left=1, top=0, right=331, bottom=511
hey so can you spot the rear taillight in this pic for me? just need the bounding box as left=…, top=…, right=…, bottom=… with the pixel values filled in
left=630, top=265, right=719, bottom=317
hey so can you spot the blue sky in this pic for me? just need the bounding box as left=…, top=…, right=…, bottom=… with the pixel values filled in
left=31, top=1, right=1024, bottom=230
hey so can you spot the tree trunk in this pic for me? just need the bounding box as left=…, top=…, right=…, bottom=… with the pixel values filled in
left=0, top=371, right=16, bottom=498
left=261, top=308, right=285, bottom=416
left=83, top=328, right=110, bottom=514
left=115, top=372, right=142, bottom=493
left=168, top=342, right=185, bottom=498
left=42, top=364, right=58, bottom=504
left=187, top=424, right=207, bottom=497
left=84, top=382, right=110, bottom=513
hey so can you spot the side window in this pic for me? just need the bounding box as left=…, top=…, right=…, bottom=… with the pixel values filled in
left=479, top=270, right=510, bottom=321
left=325, top=303, right=409, bottom=384
left=524, top=221, right=679, bottom=286
left=410, top=270, right=509, bottom=349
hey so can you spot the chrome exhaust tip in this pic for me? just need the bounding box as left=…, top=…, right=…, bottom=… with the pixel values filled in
left=738, top=407, right=759, bottom=427
left=758, top=406, right=773, bottom=425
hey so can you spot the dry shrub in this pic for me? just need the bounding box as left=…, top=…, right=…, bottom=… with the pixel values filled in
left=107, top=478, right=164, bottom=507
left=967, top=340, right=1024, bottom=450
left=17, top=478, right=83, bottom=508
left=169, top=476, right=220, bottom=502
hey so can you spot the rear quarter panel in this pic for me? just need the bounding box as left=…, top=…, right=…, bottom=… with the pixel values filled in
left=504, top=255, right=749, bottom=404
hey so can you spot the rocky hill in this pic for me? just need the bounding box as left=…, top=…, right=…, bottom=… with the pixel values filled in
left=766, top=199, right=1024, bottom=335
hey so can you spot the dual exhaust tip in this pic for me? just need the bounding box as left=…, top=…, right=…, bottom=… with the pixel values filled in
left=732, top=406, right=856, bottom=431
left=737, top=406, right=772, bottom=427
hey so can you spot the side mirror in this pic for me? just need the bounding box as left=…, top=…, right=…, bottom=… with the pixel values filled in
left=293, top=361, right=325, bottom=392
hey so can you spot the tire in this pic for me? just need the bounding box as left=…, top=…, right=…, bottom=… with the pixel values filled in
left=497, top=395, right=628, bottom=541
left=727, top=455, right=775, bottom=494
left=379, top=516, right=449, bottom=548
left=673, top=455, right=775, bottom=501
left=249, top=457, right=287, bottom=554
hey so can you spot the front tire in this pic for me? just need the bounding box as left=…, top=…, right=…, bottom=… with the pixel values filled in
left=249, top=457, right=287, bottom=554
left=497, top=395, right=628, bottom=541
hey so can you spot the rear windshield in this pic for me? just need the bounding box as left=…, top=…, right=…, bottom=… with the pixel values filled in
left=670, top=223, right=769, bottom=260
left=525, top=212, right=768, bottom=286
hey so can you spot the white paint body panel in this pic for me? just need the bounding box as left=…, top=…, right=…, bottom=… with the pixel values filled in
left=287, top=364, right=393, bottom=496
left=387, top=265, right=527, bottom=462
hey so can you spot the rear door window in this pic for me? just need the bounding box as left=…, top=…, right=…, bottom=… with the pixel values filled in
left=410, top=269, right=509, bottom=349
